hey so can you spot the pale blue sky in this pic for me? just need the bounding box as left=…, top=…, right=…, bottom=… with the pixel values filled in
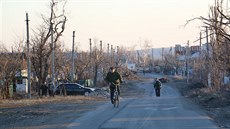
left=1, top=0, right=215, bottom=51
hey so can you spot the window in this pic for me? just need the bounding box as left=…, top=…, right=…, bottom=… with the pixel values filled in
left=17, top=78, right=23, bottom=84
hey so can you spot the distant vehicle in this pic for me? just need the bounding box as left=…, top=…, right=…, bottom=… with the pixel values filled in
left=127, top=63, right=137, bottom=74
left=159, top=78, right=169, bottom=83
left=54, top=83, right=95, bottom=96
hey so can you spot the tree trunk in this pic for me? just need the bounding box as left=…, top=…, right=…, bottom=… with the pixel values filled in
left=93, top=64, right=98, bottom=87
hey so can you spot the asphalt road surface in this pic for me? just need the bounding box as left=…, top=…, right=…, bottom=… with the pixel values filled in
left=68, top=74, right=219, bottom=129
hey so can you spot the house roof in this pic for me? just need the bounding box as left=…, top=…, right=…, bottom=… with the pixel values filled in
left=177, top=51, right=201, bottom=61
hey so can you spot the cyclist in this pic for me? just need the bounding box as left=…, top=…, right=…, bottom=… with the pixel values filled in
left=105, top=67, right=123, bottom=104
left=154, top=78, right=162, bottom=97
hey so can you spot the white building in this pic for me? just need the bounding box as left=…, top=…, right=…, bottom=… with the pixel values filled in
left=15, top=70, right=28, bottom=93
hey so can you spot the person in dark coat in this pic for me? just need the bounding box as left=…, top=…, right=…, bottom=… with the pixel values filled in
left=154, top=78, right=162, bottom=97
left=105, top=67, right=123, bottom=104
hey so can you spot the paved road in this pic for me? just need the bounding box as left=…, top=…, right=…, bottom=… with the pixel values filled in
left=68, top=75, right=219, bottom=129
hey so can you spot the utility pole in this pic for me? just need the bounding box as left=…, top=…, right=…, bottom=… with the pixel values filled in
left=71, top=31, right=75, bottom=82
left=137, top=50, right=140, bottom=66
left=199, top=32, right=202, bottom=51
left=199, top=32, right=202, bottom=80
left=107, top=43, right=109, bottom=66
left=152, top=48, right=154, bottom=70
left=111, top=45, right=113, bottom=65
left=89, top=38, right=92, bottom=78
left=51, top=21, right=55, bottom=91
left=100, top=41, right=103, bottom=76
left=186, top=40, right=190, bottom=83
left=107, top=43, right=109, bottom=61
left=162, top=47, right=164, bottom=61
left=152, top=48, right=154, bottom=60
left=100, top=40, right=102, bottom=52
left=25, top=13, right=31, bottom=98
left=89, top=39, right=92, bottom=55
left=93, top=39, right=98, bottom=87
left=116, top=46, right=119, bottom=69
left=206, top=26, right=209, bottom=53
left=107, top=43, right=109, bottom=54
left=206, top=26, right=211, bottom=87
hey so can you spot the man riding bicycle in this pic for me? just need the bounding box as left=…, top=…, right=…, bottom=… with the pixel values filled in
left=105, top=67, right=123, bottom=104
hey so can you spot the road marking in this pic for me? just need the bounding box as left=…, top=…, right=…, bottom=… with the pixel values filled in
left=144, top=107, right=157, bottom=110
left=109, top=116, right=212, bottom=122
left=162, top=106, right=178, bottom=110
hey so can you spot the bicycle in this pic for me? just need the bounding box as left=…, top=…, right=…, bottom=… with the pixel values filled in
left=112, top=83, right=119, bottom=108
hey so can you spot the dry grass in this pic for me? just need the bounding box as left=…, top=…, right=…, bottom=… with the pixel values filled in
left=0, top=96, right=106, bottom=108
left=170, top=78, right=230, bottom=128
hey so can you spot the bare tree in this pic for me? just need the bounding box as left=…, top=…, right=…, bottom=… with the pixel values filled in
left=186, top=0, right=229, bottom=89
left=201, top=0, right=229, bottom=89
left=31, top=0, right=67, bottom=95
left=90, top=39, right=104, bottom=87
left=209, top=4, right=224, bottom=89
left=163, top=49, right=177, bottom=75
left=0, top=41, right=24, bottom=99
left=139, top=39, right=152, bottom=72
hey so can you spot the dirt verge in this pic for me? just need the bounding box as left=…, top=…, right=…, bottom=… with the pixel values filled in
left=0, top=80, right=144, bottom=129
left=169, top=77, right=230, bottom=129
left=0, top=96, right=106, bottom=129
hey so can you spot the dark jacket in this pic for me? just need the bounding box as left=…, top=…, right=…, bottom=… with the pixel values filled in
left=154, top=80, right=162, bottom=88
left=105, top=71, right=123, bottom=85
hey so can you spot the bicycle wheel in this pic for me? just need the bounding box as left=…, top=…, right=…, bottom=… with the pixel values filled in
left=114, top=92, right=119, bottom=108
left=116, top=93, right=119, bottom=108
left=113, top=92, right=117, bottom=108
